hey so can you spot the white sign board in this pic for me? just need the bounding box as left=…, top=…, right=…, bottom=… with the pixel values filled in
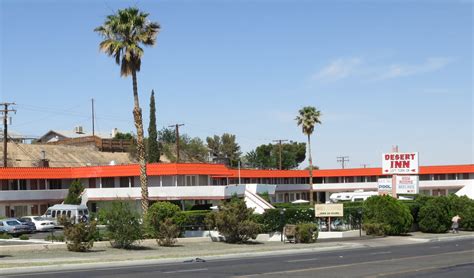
left=382, top=152, right=419, bottom=174
left=315, top=204, right=344, bottom=217
left=395, top=175, right=419, bottom=194
left=377, top=178, right=393, bottom=195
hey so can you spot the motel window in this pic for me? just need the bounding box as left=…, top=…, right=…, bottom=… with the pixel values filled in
left=10, top=180, right=18, bottom=190
left=19, top=180, right=27, bottom=190
left=119, top=177, right=130, bottom=188
left=186, top=175, right=197, bottom=186
left=420, top=190, right=430, bottom=196
left=327, top=177, right=338, bottom=184
left=355, top=176, right=364, bottom=183
left=49, top=179, right=62, bottom=190
left=345, top=177, right=355, bottom=183
left=367, top=176, right=377, bottom=182
left=459, top=173, right=469, bottom=180
left=101, top=178, right=115, bottom=188
left=419, top=175, right=431, bottom=181
left=447, top=174, right=456, bottom=180
left=434, top=174, right=446, bottom=181
left=314, top=177, right=323, bottom=184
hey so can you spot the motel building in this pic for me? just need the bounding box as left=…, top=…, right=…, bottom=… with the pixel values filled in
left=0, top=163, right=473, bottom=217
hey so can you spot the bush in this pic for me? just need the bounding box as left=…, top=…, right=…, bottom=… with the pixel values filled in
left=181, top=210, right=211, bottom=229
left=260, top=208, right=315, bottom=233
left=156, top=218, right=180, bottom=246
left=19, top=234, right=29, bottom=240
left=0, top=233, right=12, bottom=239
left=418, top=196, right=451, bottom=233
left=209, top=197, right=262, bottom=243
left=60, top=217, right=97, bottom=252
left=363, top=195, right=413, bottom=235
left=363, top=223, right=388, bottom=236
left=295, top=223, right=318, bottom=243
left=145, top=202, right=183, bottom=241
left=447, top=194, right=474, bottom=231
left=45, top=234, right=65, bottom=242
left=104, top=201, right=143, bottom=249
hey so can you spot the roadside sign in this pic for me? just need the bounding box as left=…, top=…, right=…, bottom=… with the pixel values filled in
left=395, top=175, right=419, bottom=194
left=377, top=178, right=392, bottom=195
left=382, top=152, right=419, bottom=174
left=315, top=204, right=344, bottom=217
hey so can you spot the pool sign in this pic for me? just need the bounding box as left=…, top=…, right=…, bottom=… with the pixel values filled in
left=395, top=175, right=419, bottom=194
left=382, top=152, right=419, bottom=174
left=377, top=178, right=393, bottom=195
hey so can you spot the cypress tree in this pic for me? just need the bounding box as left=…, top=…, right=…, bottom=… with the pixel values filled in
left=64, top=180, right=85, bottom=205
left=148, top=90, right=160, bottom=163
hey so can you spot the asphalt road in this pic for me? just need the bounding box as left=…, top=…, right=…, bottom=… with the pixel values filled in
left=3, top=238, right=473, bottom=278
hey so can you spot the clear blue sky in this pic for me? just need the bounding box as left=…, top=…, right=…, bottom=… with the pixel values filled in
left=1, top=0, right=472, bottom=169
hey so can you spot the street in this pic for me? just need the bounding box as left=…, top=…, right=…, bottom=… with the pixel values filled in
left=3, top=238, right=472, bottom=278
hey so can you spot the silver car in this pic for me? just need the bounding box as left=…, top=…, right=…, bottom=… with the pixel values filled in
left=0, top=218, right=30, bottom=236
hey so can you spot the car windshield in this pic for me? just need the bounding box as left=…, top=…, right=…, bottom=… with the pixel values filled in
left=33, top=217, right=43, bottom=221
left=6, top=220, right=21, bottom=226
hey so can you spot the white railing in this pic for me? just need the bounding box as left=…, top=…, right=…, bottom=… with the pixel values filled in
left=0, top=189, right=68, bottom=201
left=83, top=185, right=247, bottom=202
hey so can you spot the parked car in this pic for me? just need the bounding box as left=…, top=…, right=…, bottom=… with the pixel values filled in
left=16, top=218, right=37, bottom=233
left=43, top=204, right=90, bottom=226
left=0, top=218, right=31, bottom=236
left=19, top=216, right=54, bottom=232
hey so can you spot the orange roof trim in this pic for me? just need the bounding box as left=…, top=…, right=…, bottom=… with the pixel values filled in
left=0, top=163, right=472, bottom=180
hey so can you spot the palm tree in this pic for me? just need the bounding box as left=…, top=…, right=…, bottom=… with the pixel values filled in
left=95, top=7, right=160, bottom=215
left=296, top=106, right=322, bottom=206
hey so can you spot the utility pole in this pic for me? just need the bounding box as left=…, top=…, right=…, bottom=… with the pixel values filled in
left=337, top=156, right=349, bottom=169
left=273, top=139, right=288, bottom=170
left=360, top=164, right=370, bottom=168
left=1, top=102, right=16, bottom=168
left=91, top=98, right=95, bottom=137
left=169, top=124, right=184, bottom=162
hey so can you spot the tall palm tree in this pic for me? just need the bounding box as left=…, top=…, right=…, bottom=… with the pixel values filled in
left=95, top=7, right=160, bottom=215
left=296, top=106, right=322, bottom=206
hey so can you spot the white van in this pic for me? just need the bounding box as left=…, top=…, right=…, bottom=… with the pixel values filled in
left=329, top=191, right=378, bottom=203
left=43, top=204, right=89, bottom=226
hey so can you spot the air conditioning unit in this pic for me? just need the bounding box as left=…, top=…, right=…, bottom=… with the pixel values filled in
left=74, top=126, right=84, bottom=134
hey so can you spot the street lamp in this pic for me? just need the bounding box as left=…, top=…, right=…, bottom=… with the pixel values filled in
left=280, top=208, right=286, bottom=242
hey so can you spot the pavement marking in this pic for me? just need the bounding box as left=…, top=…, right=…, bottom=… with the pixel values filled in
left=162, top=268, right=208, bottom=274
left=286, top=258, right=319, bottom=263
left=369, top=251, right=392, bottom=255
left=364, top=262, right=471, bottom=278
left=430, top=246, right=441, bottom=248
left=233, top=250, right=474, bottom=277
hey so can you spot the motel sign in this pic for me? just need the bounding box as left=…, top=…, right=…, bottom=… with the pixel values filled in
left=382, top=152, right=419, bottom=174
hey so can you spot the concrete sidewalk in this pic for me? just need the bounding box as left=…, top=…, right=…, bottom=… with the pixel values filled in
left=0, top=231, right=472, bottom=275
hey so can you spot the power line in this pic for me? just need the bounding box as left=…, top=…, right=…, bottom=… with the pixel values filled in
left=272, top=139, right=288, bottom=170
left=337, top=156, right=349, bottom=169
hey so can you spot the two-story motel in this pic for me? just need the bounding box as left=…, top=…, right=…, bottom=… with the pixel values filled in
left=0, top=163, right=473, bottom=217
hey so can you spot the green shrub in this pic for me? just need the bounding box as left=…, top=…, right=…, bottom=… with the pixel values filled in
left=63, top=179, right=85, bottom=205
left=210, top=197, right=262, bottom=243
left=0, top=233, right=12, bottom=239
left=418, top=196, right=451, bottom=233
left=362, top=223, right=388, bottom=236
left=363, top=195, right=413, bottom=235
left=295, top=223, right=318, bottom=243
left=145, top=202, right=184, bottom=241
left=156, top=218, right=180, bottom=246
left=45, top=234, right=65, bottom=242
left=181, top=210, right=210, bottom=229
left=60, top=217, right=97, bottom=252
left=447, top=194, right=474, bottom=231
left=19, top=234, right=29, bottom=240
left=104, top=202, right=142, bottom=249
left=259, top=207, right=315, bottom=233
